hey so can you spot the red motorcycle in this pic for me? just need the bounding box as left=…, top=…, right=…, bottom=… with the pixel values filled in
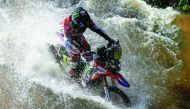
left=48, top=40, right=131, bottom=107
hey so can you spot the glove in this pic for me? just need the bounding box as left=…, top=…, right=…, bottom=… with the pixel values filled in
left=107, top=38, right=115, bottom=43
left=107, top=38, right=115, bottom=47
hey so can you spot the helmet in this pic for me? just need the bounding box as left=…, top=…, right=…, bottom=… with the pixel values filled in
left=71, top=7, right=90, bottom=27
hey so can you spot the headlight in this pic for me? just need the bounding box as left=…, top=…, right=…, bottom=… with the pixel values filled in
left=114, top=47, right=122, bottom=60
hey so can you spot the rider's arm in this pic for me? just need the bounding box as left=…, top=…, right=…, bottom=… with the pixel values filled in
left=87, top=19, right=113, bottom=42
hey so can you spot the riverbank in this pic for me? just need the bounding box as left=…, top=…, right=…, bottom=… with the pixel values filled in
left=173, top=14, right=190, bottom=108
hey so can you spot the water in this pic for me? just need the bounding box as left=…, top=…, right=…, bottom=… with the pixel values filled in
left=0, top=0, right=189, bottom=109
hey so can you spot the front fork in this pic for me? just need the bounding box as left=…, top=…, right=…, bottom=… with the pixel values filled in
left=103, top=76, right=111, bottom=101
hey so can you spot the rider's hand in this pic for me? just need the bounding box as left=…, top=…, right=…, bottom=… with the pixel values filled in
left=107, top=38, right=115, bottom=47
left=107, top=38, right=115, bottom=44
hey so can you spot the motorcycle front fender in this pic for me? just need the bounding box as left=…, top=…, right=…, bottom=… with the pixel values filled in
left=107, top=71, right=130, bottom=88
left=91, top=71, right=130, bottom=88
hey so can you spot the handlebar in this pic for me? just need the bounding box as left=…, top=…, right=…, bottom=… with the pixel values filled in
left=80, top=40, right=120, bottom=62
left=105, top=44, right=120, bottom=52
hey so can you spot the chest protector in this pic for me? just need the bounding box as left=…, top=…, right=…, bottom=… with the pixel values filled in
left=62, top=16, right=86, bottom=38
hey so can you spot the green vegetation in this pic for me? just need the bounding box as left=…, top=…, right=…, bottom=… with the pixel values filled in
left=178, top=0, right=190, bottom=12
left=144, top=0, right=190, bottom=12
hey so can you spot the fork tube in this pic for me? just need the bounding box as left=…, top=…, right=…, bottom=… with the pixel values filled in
left=103, top=76, right=111, bottom=101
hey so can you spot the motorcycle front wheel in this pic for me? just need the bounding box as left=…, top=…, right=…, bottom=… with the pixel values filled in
left=101, top=86, right=131, bottom=107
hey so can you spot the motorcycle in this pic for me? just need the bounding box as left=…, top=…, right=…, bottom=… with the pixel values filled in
left=47, top=40, right=131, bottom=107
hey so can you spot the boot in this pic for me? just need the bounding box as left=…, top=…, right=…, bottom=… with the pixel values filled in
left=70, top=68, right=81, bottom=84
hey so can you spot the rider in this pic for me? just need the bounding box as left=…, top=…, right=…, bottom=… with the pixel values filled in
left=58, top=7, right=114, bottom=81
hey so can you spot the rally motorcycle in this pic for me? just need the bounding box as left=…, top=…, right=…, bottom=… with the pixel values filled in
left=47, top=40, right=131, bottom=107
